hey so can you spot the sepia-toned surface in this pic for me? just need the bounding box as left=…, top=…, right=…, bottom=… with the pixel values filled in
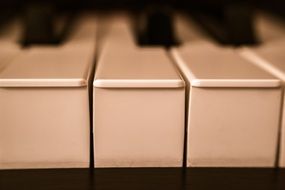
left=171, top=42, right=282, bottom=167
left=93, top=16, right=185, bottom=167
left=0, top=15, right=96, bottom=169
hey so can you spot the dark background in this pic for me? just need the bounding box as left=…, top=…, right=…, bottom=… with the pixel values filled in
left=1, top=168, right=285, bottom=190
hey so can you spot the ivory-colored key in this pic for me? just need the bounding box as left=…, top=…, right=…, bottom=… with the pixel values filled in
left=0, top=15, right=96, bottom=169
left=174, top=12, right=211, bottom=44
left=254, top=11, right=285, bottom=44
left=93, top=16, right=185, bottom=167
left=240, top=38, right=285, bottom=167
left=171, top=42, right=282, bottom=167
left=0, top=19, right=22, bottom=68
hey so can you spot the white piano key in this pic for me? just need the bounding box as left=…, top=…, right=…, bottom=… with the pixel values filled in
left=0, top=19, right=22, bottom=68
left=0, top=15, right=96, bottom=169
left=254, top=11, right=285, bottom=44
left=0, top=19, right=21, bottom=45
left=0, top=47, right=19, bottom=69
left=239, top=39, right=285, bottom=167
left=174, top=12, right=211, bottom=44
left=171, top=42, right=282, bottom=167
left=93, top=17, right=185, bottom=167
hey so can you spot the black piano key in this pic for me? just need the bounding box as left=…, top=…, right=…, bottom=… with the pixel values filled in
left=136, top=4, right=177, bottom=46
left=22, top=2, right=59, bottom=46
left=188, top=1, right=258, bottom=46
left=0, top=6, right=18, bottom=28
left=224, top=2, right=257, bottom=45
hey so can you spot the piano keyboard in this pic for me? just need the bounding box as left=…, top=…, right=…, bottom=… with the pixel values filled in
left=0, top=9, right=284, bottom=169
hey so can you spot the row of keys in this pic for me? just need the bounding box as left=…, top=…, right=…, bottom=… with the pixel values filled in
left=0, top=11, right=284, bottom=169
left=1, top=1, right=278, bottom=47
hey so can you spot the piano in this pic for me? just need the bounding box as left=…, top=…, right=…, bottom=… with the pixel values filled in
left=0, top=0, right=285, bottom=171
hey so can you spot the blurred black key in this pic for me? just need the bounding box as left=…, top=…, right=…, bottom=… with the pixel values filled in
left=224, top=2, right=257, bottom=45
left=22, top=2, right=59, bottom=46
left=136, top=4, right=177, bottom=46
left=0, top=6, right=17, bottom=29
left=190, top=2, right=257, bottom=46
